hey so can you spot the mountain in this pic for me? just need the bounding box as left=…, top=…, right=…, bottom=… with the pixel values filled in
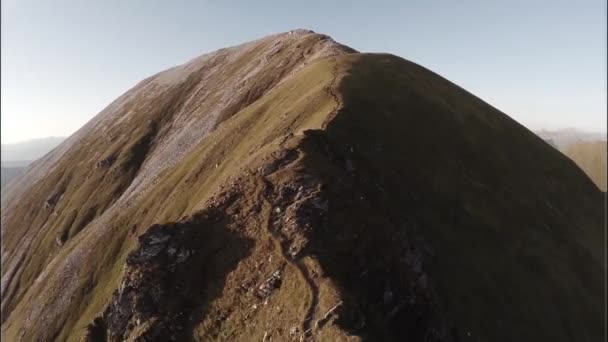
left=534, top=129, right=607, bottom=191
left=1, top=30, right=604, bottom=342
left=1, top=136, right=66, bottom=163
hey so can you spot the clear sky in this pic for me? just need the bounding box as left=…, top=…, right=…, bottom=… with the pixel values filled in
left=1, top=0, right=606, bottom=143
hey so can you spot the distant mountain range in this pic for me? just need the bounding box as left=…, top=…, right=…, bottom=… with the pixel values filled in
left=1, top=137, right=65, bottom=189
left=0, top=167, right=25, bottom=189
left=1, top=136, right=65, bottom=163
left=535, top=128, right=606, bottom=150
left=563, top=141, right=607, bottom=191
left=534, top=129, right=606, bottom=191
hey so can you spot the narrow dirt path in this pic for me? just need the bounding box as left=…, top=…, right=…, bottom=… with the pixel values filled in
left=254, top=59, right=343, bottom=340
left=321, top=58, right=343, bottom=129
left=260, top=175, right=319, bottom=341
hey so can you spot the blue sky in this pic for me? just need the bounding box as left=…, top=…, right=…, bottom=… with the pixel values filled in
left=1, top=0, right=606, bottom=143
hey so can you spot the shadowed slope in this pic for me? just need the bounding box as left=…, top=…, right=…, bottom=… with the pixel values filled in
left=312, top=54, right=604, bottom=341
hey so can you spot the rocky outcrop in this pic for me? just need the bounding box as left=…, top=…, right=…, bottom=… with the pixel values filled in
left=82, top=193, right=252, bottom=342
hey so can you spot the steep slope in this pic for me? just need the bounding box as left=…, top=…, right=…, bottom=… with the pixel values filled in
left=1, top=32, right=605, bottom=342
left=564, top=141, right=607, bottom=191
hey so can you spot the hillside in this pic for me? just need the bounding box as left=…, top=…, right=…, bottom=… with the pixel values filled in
left=564, top=141, right=607, bottom=191
left=1, top=30, right=605, bottom=342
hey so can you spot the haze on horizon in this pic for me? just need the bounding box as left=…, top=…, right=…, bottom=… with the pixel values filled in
left=1, top=0, right=606, bottom=144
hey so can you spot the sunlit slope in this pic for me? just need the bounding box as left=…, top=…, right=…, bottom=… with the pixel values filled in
left=1, top=30, right=353, bottom=341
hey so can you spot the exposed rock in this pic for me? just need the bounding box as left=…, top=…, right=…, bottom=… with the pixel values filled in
left=83, top=198, right=252, bottom=341
left=257, top=270, right=282, bottom=299
left=96, top=154, right=117, bottom=169
left=44, top=188, right=65, bottom=209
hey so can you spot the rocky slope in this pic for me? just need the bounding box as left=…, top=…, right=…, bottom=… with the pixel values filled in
left=1, top=30, right=605, bottom=342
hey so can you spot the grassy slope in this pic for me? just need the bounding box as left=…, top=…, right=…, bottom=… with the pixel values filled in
left=71, top=56, right=345, bottom=341
left=563, top=141, right=607, bottom=191
left=1, top=48, right=605, bottom=341
left=0, top=31, right=348, bottom=338
left=1, top=53, right=347, bottom=341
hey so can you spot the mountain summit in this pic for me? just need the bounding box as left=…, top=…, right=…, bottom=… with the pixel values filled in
left=1, top=30, right=604, bottom=342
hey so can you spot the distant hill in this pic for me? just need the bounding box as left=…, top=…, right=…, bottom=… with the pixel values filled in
left=0, top=160, right=32, bottom=168
left=1, top=137, right=65, bottom=163
left=534, top=129, right=606, bottom=191
left=0, top=167, right=25, bottom=190
left=1, top=137, right=65, bottom=191
left=535, top=128, right=606, bottom=150
left=1, top=30, right=604, bottom=342
left=1, top=161, right=31, bottom=190
left=563, top=141, right=607, bottom=191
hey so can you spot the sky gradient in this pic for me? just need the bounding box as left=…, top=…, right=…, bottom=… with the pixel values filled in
left=1, top=0, right=606, bottom=143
